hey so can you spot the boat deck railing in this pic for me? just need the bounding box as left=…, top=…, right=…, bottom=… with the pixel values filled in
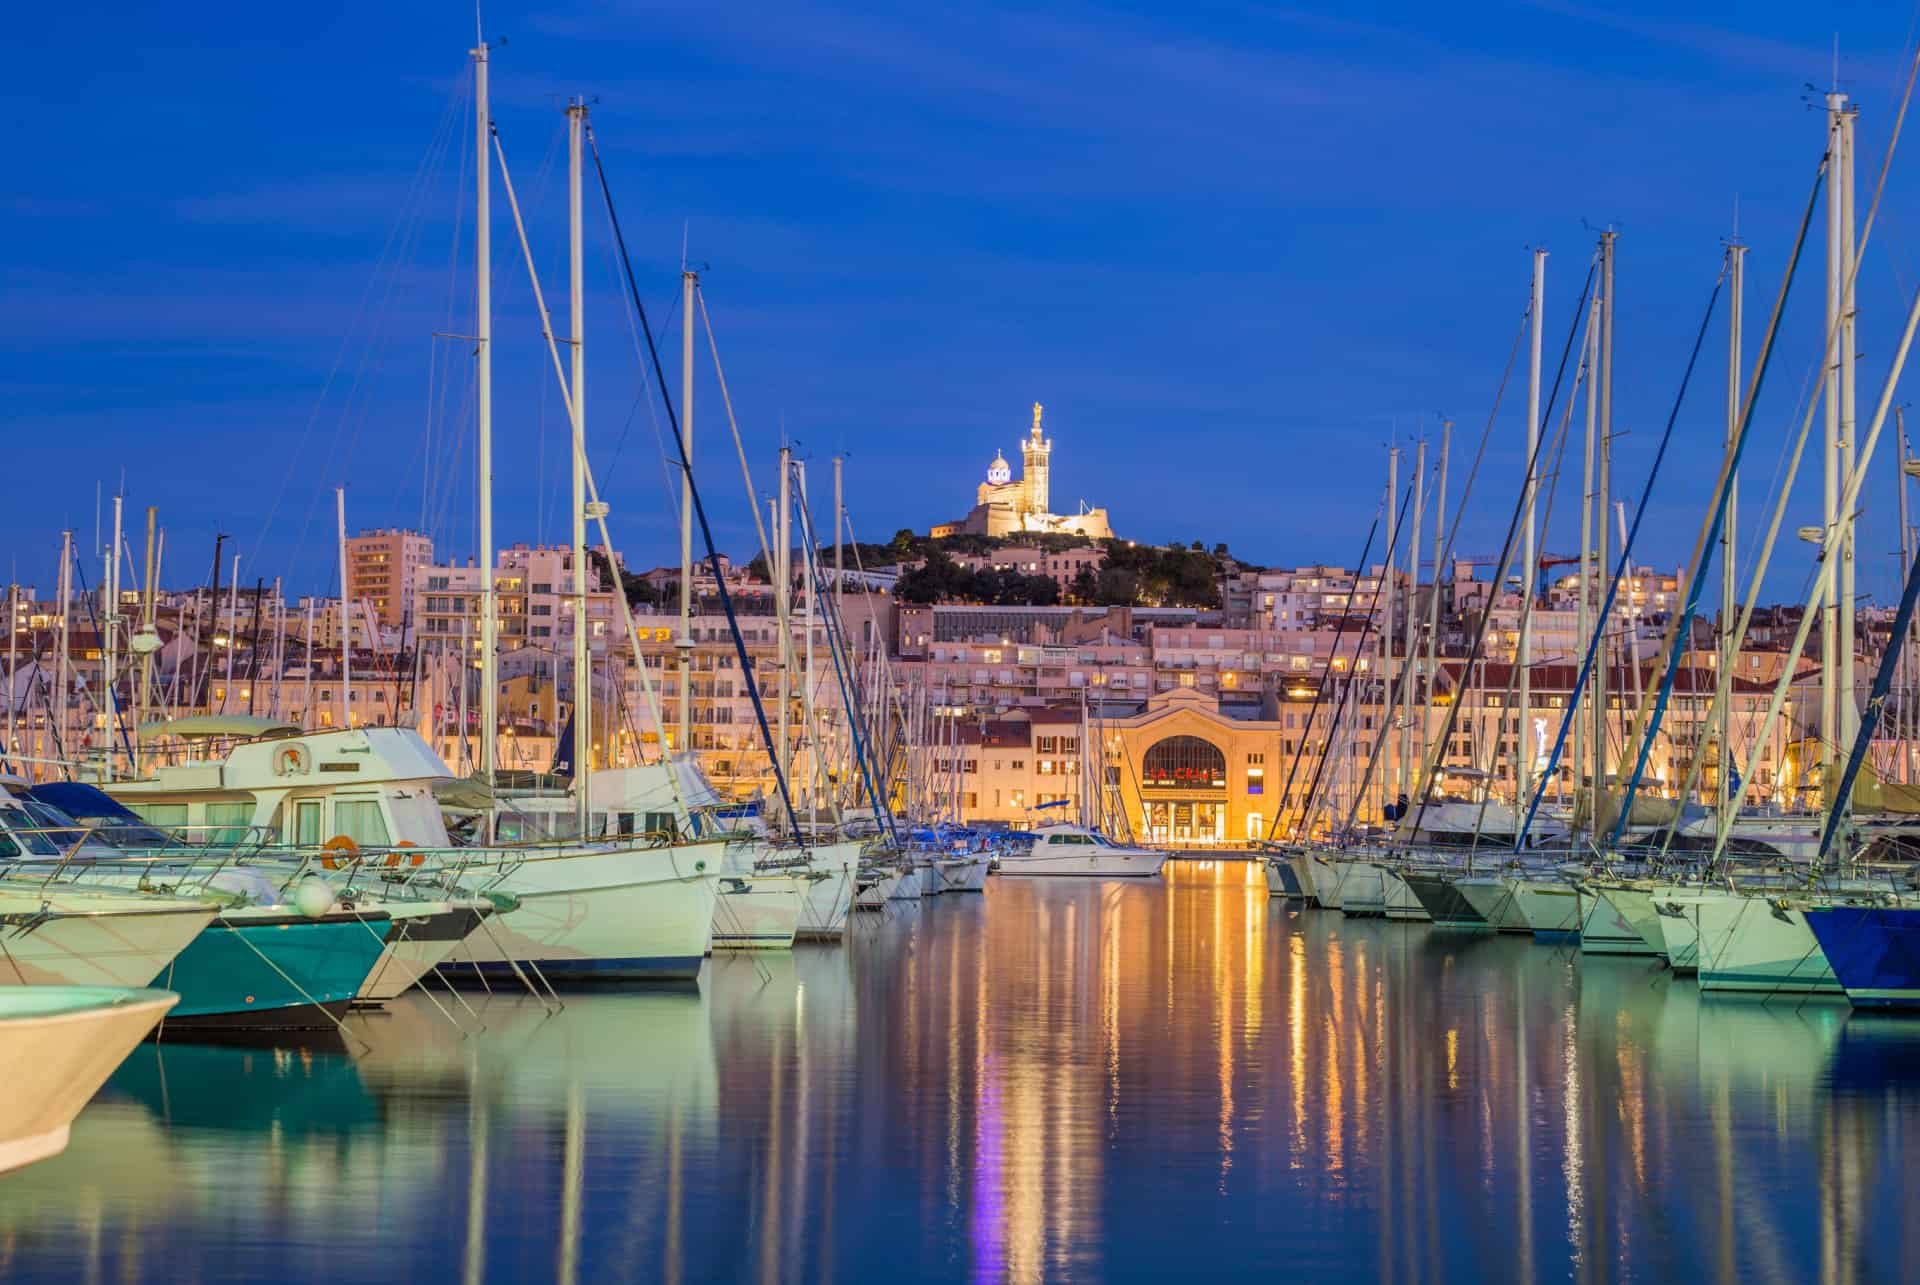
left=0, top=820, right=501, bottom=902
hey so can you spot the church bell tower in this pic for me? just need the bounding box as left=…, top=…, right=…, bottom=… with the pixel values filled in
left=1021, top=401, right=1051, bottom=517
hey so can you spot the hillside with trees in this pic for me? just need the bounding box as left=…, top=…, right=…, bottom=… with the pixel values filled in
left=732, top=531, right=1234, bottom=609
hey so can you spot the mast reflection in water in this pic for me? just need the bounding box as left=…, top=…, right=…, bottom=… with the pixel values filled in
left=0, top=863, right=1916, bottom=1281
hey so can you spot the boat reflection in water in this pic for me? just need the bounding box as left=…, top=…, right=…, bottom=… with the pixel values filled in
left=0, top=863, right=1917, bottom=1281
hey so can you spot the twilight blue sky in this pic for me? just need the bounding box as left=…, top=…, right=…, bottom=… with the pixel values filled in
left=6, top=2, right=1920, bottom=608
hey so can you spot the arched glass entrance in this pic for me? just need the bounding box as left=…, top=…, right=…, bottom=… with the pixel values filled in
left=1139, top=735, right=1227, bottom=845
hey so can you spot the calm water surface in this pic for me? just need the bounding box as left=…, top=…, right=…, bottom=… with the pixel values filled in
left=3, top=861, right=1917, bottom=1282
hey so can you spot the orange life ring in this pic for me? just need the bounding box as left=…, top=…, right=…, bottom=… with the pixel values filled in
left=384, top=840, right=425, bottom=868
left=320, top=834, right=359, bottom=871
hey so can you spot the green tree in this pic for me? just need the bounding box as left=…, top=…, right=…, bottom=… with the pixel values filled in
left=589, top=549, right=671, bottom=609
left=1094, top=566, right=1141, bottom=606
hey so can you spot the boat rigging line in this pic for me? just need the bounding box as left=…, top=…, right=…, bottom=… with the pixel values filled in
left=1286, top=481, right=1412, bottom=840
left=1394, top=258, right=1594, bottom=849
left=584, top=124, right=803, bottom=839
left=1261, top=500, right=1380, bottom=842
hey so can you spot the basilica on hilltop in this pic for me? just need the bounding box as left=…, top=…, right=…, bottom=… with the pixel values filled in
left=928, top=403, right=1115, bottom=541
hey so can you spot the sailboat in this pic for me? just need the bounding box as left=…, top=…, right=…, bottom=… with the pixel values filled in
left=430, top=70, right=729, bottom=978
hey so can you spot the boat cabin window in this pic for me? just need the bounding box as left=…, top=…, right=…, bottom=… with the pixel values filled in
left=131, top=802, right=189, bottom=831
left=294, top=799, right=322, bottom=845
left=205, top=801, right=251, bottom=846
left=645, top=812, right=678, bottom=840
left=496, top=812, right=577, bottom=842
left=614, top=811, right=636, bottom=837
left=334, top=799, right=391, bottom=846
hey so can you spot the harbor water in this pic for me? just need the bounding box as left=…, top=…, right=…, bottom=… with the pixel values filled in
left=3, top=861, right=1917, bottom=1282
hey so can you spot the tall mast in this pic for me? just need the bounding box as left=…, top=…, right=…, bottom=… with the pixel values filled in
left=133, top=507, right=156, bottom=770
left=1721, top=242, right=1746, bottom=808
left=222, top=553, right=240, bottom=714
left=1594, top=231, right=1615, bottom=826
left=105, top=494, right=122, bottom=778
left=1900, top=407, right=1917, bottom=784
left=1837, top=97, right=1860, bottom=782
left=1422, top=424, right=1449, bottom=801
left=1521, top=248, right=1546, bottom=811
left=56, top=530, right=72, bottom=777
left=301, top=598, right=315, bottom=732
left=801, top=459, right=818, bottom=833
left=1576, top=291, right=1599, bottom=810
left=677, top=269, right=696, bottom=757
left=270, top=575, right=284, bottom=722
left=1398, top=437, right=1426, bottom=811
left=4, top=579, right=14, bottom=770
left=1381, top=444, right=1398, bottom=825
left=473, top=40, right=497, bottom=791
left=567, top=99, right=591, bottom=835
left=336, top=489, right=351, bottom=728
left=454, top=614, right=467, bottom=771
left=1617, top=504, right=1644, bottom=718
left=1821, top=91, right=1845, bottom=794
left=776, top=447, right=792, bottom=796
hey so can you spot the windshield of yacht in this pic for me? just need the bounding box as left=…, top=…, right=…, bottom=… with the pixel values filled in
left=0, top=803, right=66, bottom=856
left=16, top=798, right=128, bottom=857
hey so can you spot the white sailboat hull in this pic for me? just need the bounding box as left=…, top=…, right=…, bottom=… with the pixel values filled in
left=936, top=857, right=990, bottom=893
left=1579, top=883, right=1661, bottom=956
left=857, top=871, right=904, bottom=909
left=0, top=888, right=216, bottom=990
left=1454, top=876, right=1533, bottom=933
left=1290, top=852, right=1324, bottom=904
left=711, top=876, right=803, bottom=951
left=1684, top=891, right=1840, bottom=995
left=355, top=901, right=489, bottom=1003
left=798, top=842, right=863, bottom=939
left=1330, top=860, right=1387, bottom=916
left=1650, top=885, right=1701, bottom=972
left=1307, top=853, right=1345, bottom=909
left=1263, top=858, right=1289, bottom=897
left=1380, top=866, right=1429, bottom=921
left=446, top=842, right=719, bottom=981
left=1510, top=878, right=1582, bottom=937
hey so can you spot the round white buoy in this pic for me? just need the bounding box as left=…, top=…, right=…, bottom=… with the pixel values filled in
left=293, top=877, right=337, bottom=919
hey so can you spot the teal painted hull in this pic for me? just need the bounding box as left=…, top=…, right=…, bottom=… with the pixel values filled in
left=150, top=913, right=390, bottom=1029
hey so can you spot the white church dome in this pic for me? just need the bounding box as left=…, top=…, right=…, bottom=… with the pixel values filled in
left=986, top=451, right=1011, bottom=485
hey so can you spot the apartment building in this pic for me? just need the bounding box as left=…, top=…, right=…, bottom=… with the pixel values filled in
left=412, top=544, right=622, bottom=662
left=948, top=544, right=1107, bottom=593
left=346, top=529, right=432, bottom=631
